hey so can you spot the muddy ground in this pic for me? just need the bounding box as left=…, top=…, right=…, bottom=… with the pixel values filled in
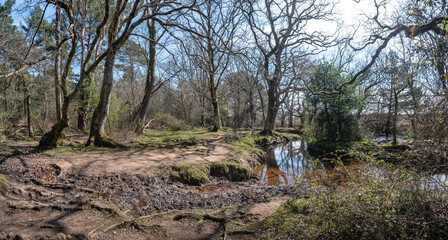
left=0, top=133, right=304, bottom=239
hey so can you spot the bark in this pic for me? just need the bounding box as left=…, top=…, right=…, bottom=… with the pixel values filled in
left=135, top=17, right=156, bottom=134
left=435, top=42, right=447, bottom=93
left=38, top=99, right=69, bottom=149
left=392, top=90, right=399, bottom=147
left=211, top=88, right=221, bottom=131
left=207, top=12, right=221, bottom=132
left=288, top=95, right=294, bottom=128
left=86, top=48, right=124, bottom=148
left=77, top=3, right=89, bottom=132
left=38, top=29, right=79, bottom=149
left=201, top=96, right=206, bottom=127
left=54, top=5, right=62, bottom=121
left=408, top=80, right=419, bottom=140
left=247, top=90, right=255, bottom=128
left=262, top=91, right=280, bottom=135
left=25, top=85, right=34, bottom=138
left=77, top=85, right=89, bottom=131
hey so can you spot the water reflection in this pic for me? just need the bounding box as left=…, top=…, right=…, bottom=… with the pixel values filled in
left=253, top=141, right=320, bottom=186
left=253, top=141, right=447, bottom=190
left=422, top=174, right=448, bottom=190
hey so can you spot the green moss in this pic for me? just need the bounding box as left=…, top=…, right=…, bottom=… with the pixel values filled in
left=230, top=133, right=265, bottom=156
left=174, top=161, right=251, bottom=185
left=175, top=163, right=209, bottom=186
left=133, top=130, right=212, bottom=149
left=210, top=162, right=250, bottom=181
left=188, top=213, right=204, bottom=221
left=0, top=175, right=7, bottom=189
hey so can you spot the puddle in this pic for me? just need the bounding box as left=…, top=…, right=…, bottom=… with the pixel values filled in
left=372, top=135, right=406, bottom=144
left=194, top=140, right=447, bottom=193
left=422, top=174, right=448, bottom=189
left=253, top=141, right=378, bottom=186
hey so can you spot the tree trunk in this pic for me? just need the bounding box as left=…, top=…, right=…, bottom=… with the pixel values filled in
left=38, top=37, right=78, bottom=149
left=201, top=96, right=206, bottom=127
left=86, top=48, right=124, bottom=148
left=77, top=82, right=90, bottom=131
left=38, top=98, right=70, bottom=149
left=288, top=93, right=294, bottom=128
left=209, top=71, right=221, bottom=131
left=247, top=90, right=255, bottom=128
left=262, top=90, right=279, bottom=135
left=135, top=17, right=156, bottom=134
left=24, top=86, right=34, bottom=138
left=392, top=90, right=398, bottom=147
left=408, top=80, right=419, bottom=140
left=54, top=5, right=62, bottom=121
left=211, top=90, right=221, bottom=131
left=280, top=109, right=285, bottom=128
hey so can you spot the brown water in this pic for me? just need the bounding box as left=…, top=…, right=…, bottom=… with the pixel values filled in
left=253, top=141, right=376, bottom=186
left=195, top=140, right=447, bottom=191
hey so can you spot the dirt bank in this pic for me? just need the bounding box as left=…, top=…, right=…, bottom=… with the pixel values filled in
left=0, top=132, right=303, bottom=239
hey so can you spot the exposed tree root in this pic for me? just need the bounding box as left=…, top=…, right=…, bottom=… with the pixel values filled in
left=85, top=131, right=128, bottom=148
left=38, top=122, right=66, bottom=150
left=31, top=178, right=99, bottom=195
left=8, top=200, right=85, bottom=211
left=173, top=212, right=254, bottom=240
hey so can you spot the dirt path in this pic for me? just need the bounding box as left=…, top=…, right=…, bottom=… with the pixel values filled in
left=0, top=133, right=302, bottom=239
left=48, top=135, right=237, bottom=177
left=0, top=173, right=292, bottom=240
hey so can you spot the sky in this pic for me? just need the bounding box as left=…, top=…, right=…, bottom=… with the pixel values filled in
left=5, top=0, right=378, bottom=29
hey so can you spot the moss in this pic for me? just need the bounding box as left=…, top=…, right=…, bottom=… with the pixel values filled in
left=133, top=130, right=211, bottom=149
left=210, top=162, right=250, bottom=181
left=230, top=133, right=265, bottom=156
left=0, top=175, right=7, bottom=189
left=175, top=163, right=209, bottom=186
left=308, top=140, right=376, bottom=154
left=188, top=213, right=204, bottom=221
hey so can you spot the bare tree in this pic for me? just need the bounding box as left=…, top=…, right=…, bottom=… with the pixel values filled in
left=181, top=0, right=241, bottom=131
left=39, top=0, right=109, bottom=149
left=240, top=0, right=338, bottom=135
left=347, top=0, right=447, bottom=90
left=86, top=0, right=196, bottom=147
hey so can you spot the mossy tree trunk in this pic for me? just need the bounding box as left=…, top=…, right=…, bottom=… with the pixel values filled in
left=38, top=33, right=78, bottom=149
left=86, top=47, right=124, bottom=148
left=38, top=0, right=110, bottom=149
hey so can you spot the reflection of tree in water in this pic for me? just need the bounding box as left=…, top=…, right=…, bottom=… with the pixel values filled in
left=255, top=141, right=319, bottom=186
left=262, top=147, right=288, bottom=185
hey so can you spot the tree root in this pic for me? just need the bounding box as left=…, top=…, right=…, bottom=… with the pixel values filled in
left=31, top=178, right=99, bottom=195
left=85, top=131, right=128, bottom=148
left=173, top=212, right=254, bottom=240
left=8, top=200, right=85, bottom=211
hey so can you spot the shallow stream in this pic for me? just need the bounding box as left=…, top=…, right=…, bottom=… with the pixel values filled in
left=252, top=140, right=447, bottom=189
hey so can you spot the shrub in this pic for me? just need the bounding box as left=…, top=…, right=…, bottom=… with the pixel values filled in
left=153, top=113, right=189, bottom=131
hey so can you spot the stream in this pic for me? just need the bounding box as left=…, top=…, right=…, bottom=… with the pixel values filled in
left=252, top=140, right=447, bottom=189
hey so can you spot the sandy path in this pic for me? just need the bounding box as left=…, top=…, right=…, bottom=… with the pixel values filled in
left=51, top=136, right=235, bottom=176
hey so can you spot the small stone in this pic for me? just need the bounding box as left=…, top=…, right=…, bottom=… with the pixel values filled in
left=56, top=232, right=67, bottom=240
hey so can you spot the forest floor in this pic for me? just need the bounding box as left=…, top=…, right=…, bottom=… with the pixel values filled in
left=0, top=130, right=303, bottom=240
